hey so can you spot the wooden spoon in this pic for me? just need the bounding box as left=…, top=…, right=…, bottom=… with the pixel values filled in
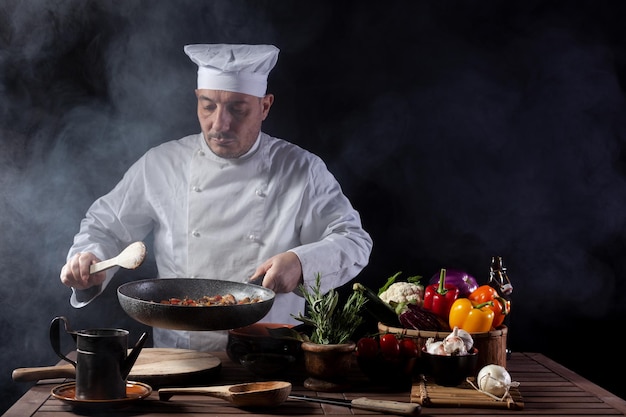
left=90, top=241, right=147, bottom=274
left=158, top=381, right=292, bottom=408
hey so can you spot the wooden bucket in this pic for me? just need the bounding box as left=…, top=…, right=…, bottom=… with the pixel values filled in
left=378, top=322, right=507, bottom=371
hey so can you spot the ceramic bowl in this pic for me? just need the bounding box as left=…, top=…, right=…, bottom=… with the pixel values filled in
left=421, top=348, right=479, bottom=386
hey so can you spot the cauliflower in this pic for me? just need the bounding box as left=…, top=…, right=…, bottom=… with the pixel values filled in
left=379, top=282, right=424, bottom=314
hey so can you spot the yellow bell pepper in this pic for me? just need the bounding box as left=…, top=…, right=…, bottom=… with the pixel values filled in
left=448, top=298, right=495, bottom=333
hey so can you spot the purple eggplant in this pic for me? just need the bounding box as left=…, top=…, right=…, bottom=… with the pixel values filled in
left=428, top=269, right=478, bottom=298
left=399, top=304, right=450, bottom=331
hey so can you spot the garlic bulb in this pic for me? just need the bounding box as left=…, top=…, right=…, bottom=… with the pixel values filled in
left=455, top=327, right=474, bottom=351
left=443, top=327, right=471, bottom=355
left=426, top=328, right=475, bottom=356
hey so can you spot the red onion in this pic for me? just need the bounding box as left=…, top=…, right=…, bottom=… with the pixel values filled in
left=428, top=269, right=478, bottom=298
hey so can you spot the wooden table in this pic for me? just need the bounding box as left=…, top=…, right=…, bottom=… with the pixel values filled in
left=4, top=351, right=626, bottom=416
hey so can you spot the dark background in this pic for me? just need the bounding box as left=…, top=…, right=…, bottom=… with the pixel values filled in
left=2, top=0, right=626, bottom=413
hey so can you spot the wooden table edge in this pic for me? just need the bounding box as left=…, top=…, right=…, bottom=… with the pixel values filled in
left=5, top=351, right=626, bottom=416
left=2, top=381, right=57, bottom=417
left=525, top=352, right=626, bottom=414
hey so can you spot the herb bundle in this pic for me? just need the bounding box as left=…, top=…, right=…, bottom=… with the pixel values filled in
left=293, top=274, right=367, bottom=345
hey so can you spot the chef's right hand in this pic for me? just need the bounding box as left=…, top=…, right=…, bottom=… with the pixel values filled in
left=250, top=251, right=303, bottom=294
left=60, top=252, right=106, bottom=290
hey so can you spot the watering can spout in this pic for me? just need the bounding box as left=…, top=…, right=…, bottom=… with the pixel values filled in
left=121, top=332, right=148, bottom=378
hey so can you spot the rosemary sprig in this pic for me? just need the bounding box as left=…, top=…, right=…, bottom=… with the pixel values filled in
left=293, top=273, right=367, bottom=344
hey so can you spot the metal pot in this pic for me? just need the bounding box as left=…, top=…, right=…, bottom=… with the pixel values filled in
left=117, top=278, right=275, bottom=331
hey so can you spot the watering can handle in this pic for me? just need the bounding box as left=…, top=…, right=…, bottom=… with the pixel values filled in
left=49, top=316, right=77, bottom=367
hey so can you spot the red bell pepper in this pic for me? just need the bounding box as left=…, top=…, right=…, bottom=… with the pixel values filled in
left=468, top=285, right=510, bottom=328
left=423, top=268, right=460, bottom=320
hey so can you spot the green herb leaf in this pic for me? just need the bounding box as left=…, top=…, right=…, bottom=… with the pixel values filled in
left=378, top=271, right=403, bottom=295
left=407, top=275, right=422, bottom=284
left=292, top=273, right=367, bottom=345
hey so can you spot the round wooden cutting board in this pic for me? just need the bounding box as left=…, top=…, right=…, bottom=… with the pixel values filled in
left=128, top=348, right=222, bottom=387
left=12, top=348, right=222, bottom=388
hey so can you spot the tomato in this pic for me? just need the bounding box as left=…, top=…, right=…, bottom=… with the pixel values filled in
left=398, top=338, right=419, bottom=358
left=379, top=334, right=400, bottom=359
left=356, top=337, right=378, bottom=359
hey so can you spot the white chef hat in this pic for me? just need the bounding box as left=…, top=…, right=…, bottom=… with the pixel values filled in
left=184, top=44, right=280, bottom=97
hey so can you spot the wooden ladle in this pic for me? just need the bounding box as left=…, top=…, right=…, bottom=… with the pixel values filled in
left=90, top=241, right=147, bottom=274
left=158, top=381, right=292, bottom=408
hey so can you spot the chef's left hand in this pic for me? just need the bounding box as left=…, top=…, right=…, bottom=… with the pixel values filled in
left=250, top=251, right=303, bottom=293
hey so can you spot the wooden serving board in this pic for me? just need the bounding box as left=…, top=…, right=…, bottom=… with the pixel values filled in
left=12, top=348, right=222, bottom=388
left=129, top=348, right=222, bottom=386
left=411, top=375, right=524, bottom=410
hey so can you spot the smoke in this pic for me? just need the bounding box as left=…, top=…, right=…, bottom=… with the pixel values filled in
left=0, top=0, right=325, bottom=410
left=3, top=0, right=626, bottom=411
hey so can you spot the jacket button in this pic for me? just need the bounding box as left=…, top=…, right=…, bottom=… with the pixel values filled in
left=192, top=186, right=201, bottom=192
left=192, top=230, right=200, bottom=237
left=255, top=189, right=265, bottom=197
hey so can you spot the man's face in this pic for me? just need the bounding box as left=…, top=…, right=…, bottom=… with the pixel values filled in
left=195, top=89, right=274, bottom=158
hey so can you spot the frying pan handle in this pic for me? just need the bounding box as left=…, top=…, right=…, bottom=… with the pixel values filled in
left=49, top=316, right=77, bottom=367
left=249, top=274, right=265, bottom=286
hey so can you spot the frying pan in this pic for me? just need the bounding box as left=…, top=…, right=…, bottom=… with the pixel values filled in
left=117, top=278, right=275, bottom=331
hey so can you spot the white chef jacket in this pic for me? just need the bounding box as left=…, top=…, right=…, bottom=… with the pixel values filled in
left=68, top=132, right=372, bottom=351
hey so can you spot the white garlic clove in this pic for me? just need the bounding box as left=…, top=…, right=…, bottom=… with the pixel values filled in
left=426, top=339, right=445, bottom=355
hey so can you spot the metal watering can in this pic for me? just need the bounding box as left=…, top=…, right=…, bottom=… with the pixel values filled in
left=50, top=316, right=148, bottom=400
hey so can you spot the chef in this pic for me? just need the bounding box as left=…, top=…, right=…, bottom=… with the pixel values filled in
left=60, top=43, right=373, bottom=351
